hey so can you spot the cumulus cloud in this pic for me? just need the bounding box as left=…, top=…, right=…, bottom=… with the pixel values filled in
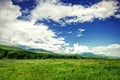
left=0, top=0, right=68, bottom=52
left=63, top=44, right=120, bottom=56
left=59, top=43, right=120, bottom=56
left=73, top=43, right=90, bottom=53
left=31, top=0, right=120, bottom=24
left=0, top=21, right=67, bottom=51
left=91, top=44, right=120, bottom=56
left=0, top=0, right=21, bottom=25
left=56, top=43, right=90, bottom=54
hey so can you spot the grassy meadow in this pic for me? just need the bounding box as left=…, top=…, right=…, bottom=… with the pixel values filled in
left=0, top=59, right=120, bottom=80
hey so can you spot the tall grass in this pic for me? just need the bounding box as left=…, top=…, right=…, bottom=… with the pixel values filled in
left=0, top=59, right=120, bottom=80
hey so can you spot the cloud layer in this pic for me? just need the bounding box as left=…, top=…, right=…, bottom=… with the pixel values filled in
left=91, top=44, right=120, bottom=56
left=63, top=44, right=120, bottom=56
left=32, top=0, right=119, bottom=24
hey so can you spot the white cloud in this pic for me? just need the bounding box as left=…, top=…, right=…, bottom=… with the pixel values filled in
left=12, top=0, right=29, bottom=3
left=0, top=0, right=68, bottom=52
left=77, top=34, right=83, bottom=38
left=21, top=8, right=30, bottom=14
left=56, top=43, right=90, bottom=54
left=73, top=43, right=90, bottom=53
left=0, top=0, right=21, bottom=25
left=31, top=0, right=120, bottom=24
left=68, top=31, right=72, bottom=34
left=64, top=47, right=72, bottom=53
left=114, top=14, right=120, bottom=18
left=78, top=28, right=85, bottom=33
left=91, top=44, right=120, bottom=56
left=61, top=43, right=120, bottom=56
left=76, top=28, right=85, bottom=38
left=0, top=21, right=67, bottom=52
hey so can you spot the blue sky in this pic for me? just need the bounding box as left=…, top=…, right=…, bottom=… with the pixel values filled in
left=0, top=0, right=120, bottom=56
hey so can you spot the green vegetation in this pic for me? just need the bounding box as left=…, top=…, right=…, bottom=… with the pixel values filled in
left=0, top=59, right=120, bottom=80
left=0, top=45, right=109, bottom=59
left=0, top=45, right=84, bottom=59
left=0, top=45, right=120, bottom=80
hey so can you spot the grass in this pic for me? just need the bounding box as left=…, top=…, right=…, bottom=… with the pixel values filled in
left=0, top=59, right=120, bottom=80
left=0, top=44, right=84, bottom=59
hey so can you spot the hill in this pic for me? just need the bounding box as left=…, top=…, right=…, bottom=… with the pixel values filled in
left=0, top=44, right=114, bottom=59
left=0, top=44, right=83, bottom=59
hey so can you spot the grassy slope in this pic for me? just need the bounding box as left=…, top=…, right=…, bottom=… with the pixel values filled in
left=0, top=45, right=83, bottom=59
left=0, top=59, right=120, bottom=80
left=0, top=45, right=23, bottom=51
left=0, top=44, right=117, bottom=59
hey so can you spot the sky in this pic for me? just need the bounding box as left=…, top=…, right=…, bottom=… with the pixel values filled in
left=0, top=0, right=120, bottom=56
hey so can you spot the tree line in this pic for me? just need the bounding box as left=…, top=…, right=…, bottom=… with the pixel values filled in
left=0, top=48, right=84, bottom=59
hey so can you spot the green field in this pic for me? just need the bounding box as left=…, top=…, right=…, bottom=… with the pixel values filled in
left=0, top=59, right=120, bottom=80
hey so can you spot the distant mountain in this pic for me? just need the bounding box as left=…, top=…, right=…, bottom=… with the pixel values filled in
left=0, top=44, right=83, bottom=59
left=28, top=48, right=54, bottom=53
left=80, top=52, right=105, bottom=57
left=18, top=45, right=53, bottom=53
